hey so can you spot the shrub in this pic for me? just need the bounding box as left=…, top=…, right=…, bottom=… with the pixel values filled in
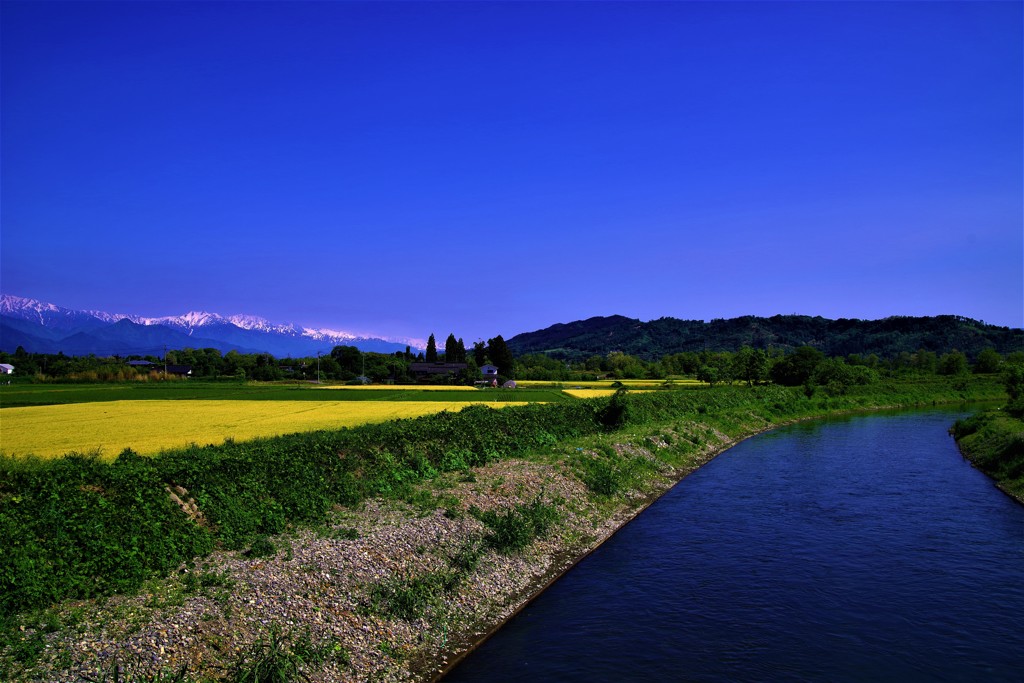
left=579, top=458, right=621, bottom=496
left=598, top=388, right=630, bottom=430
left=245, top=537, right=276, bottom=558
left=366, top=570, right=457, bottom=621
left=476, top=496, right=559, bottom=553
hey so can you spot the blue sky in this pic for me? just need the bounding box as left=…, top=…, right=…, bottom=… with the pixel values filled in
left=2, top=1, right=1021, bottom=344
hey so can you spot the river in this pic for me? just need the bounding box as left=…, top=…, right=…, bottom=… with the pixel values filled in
left=442, top=408, right=1024, bottom=682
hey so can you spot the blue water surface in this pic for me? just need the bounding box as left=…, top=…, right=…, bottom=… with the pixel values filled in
left=443, top=409, right=1024, bottom=682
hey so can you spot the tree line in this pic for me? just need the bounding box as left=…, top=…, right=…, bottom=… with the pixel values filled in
left=514, top=345, right=1022, bottom=391
left=0, top=333, right=519, bottom=384
left=2, top=340, right=1019, bottom=394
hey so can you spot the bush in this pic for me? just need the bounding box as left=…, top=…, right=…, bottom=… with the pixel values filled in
left=579, top=458, right=621, bottom=496
left=475, top=497, right=560, bottom=554
left=366, top=570, right=458, bottom=621
left=598, top=388, right=630, bottom=430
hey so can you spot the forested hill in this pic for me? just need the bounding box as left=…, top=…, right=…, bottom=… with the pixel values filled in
left=506, top=315, right=1024, bottom=362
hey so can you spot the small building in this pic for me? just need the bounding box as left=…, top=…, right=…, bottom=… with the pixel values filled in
left=164, top=364, right=192, bottom=377
left=409, top=362, right=468, bottom=381
left=480, top=364, right=499, bottom=380
left=0, top=364, right=14, bottom=375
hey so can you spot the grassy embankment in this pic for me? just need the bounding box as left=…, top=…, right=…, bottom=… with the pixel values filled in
left=951, top=406, right=1024, bottom=503
left=0, top=376, right=1006, bottom=679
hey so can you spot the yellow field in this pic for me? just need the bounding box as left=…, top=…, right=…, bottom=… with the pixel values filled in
left=515, top=379, right=703, bottom=388
left=316, top=384, right=479, bottom=391
left=561, top=389, right=655, bottom=399
left=0, top=400, right=527, bottom=460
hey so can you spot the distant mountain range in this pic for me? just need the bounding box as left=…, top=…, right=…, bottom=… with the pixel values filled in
left=0, top=294, right=424, bottom=357
left=5, top=294, right=1022, bottom=362
left=507, top=314, right=1024, bottom=362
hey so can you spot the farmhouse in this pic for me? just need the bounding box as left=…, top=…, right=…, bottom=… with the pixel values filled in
left=480, top=364, right=499, bottom=381
left=0, top=363, right=14, bottom=375
left=409, top=362, right=467, bottom=381
left=165, top=365, right=193, bottom=377
left=126, top=360, right=192, bottom=377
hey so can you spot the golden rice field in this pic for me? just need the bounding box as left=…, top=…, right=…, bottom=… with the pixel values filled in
left=317, top=384, right=479, bottom=391
left=0, top=400, right=528, bottom=460
left=515, top=379, right=704, bottom=388
left=560, top=389, right=656, bottom=399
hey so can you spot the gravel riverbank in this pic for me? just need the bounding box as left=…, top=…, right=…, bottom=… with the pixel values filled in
left=5, top=430, right=734, bottom=683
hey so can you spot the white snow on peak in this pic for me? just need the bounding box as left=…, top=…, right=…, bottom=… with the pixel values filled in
left=1, top=293, right=424, bottom=349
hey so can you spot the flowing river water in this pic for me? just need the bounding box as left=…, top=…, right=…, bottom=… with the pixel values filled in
left=443, top=408, right=1024, bottom=682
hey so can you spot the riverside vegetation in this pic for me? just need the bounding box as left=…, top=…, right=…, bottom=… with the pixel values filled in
left=950, top=365, right=1024, bottom=503
left=0, top=374, right=1012, bottom=681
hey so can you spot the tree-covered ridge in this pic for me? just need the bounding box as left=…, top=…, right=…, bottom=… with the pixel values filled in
left=508, top=314, right=1024, bottom=362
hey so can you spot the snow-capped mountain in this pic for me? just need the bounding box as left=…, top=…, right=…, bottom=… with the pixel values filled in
left=0, top=294, right=424, bottom=357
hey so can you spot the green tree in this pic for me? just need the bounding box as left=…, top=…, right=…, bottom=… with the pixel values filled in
left=487, top=335, right=515, bottom=379
left=444, top=333, right=461, bottom=362
left=606, top=352, right=646, bottom=379
left=937, top=350, right=968, bottom=376
left=331, top=345, right=362, bottom=375
left=912, top=349, right=938, bottom=374
left=973, top=348, right=1002, bottom=374
left=769, top=346, right=824, bottom=386
left=732, top=346, right=767, bottom=386
left=697, top=351, right=734, bottom=386
left=473, top=341, right=488, bottom=366
left=696, top=365, right=720, bottom=386
left=426, top=334, right=438, bottom=363
left=1004, top=364, right=1024, bottom=401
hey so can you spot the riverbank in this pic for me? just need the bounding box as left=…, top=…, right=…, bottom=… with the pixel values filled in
left=1, top=417, right=740, bottom=682
left=0, top=379, right=1007, bottom=681
left=951, top=407, right=1024, bottom=504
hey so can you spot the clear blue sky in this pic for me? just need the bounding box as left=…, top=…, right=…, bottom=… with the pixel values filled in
left=2, top=1, right=1021, bottom=344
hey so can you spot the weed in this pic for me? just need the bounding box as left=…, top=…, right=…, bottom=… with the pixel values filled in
left=5, top=629, right=46, bottom=668
left=366, top=570, right=457, bottom=621
left=245, top=537, right=276, bottom=558
left=332, top=527, right=359, bottom=541
left=475, top=496, right=560, bottom=553
left=447, top=540, right=484, bottom=574
left=182, top=569, right=234, bottom=594
left=578, top=458, right=621, bottom=496
left=80, top=657, right=190, bottom=682
left=227, top=626, right=312, bottom=683
left=378, top=641, right=404, bottom=660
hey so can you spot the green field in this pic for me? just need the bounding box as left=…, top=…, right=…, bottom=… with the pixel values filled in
left=0, top=381, right=571, bottom=407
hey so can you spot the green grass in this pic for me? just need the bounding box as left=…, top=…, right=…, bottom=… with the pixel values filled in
left=471, top=496, right=561, bottom=553
left=0, top=383, right=570, bottom=406
left=0, top=382, right=572, bottom=407
left=951, top=408, right=1024, bottom=501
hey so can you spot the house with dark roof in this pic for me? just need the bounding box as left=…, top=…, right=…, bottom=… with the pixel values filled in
left=409, top=362, right=467, bottom=381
